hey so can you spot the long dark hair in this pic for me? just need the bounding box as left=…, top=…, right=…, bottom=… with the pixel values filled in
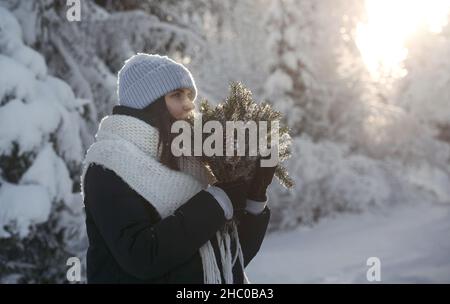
left=142, top=96, right=181, bottom=171
left=114, top=96, right=181, bottom=171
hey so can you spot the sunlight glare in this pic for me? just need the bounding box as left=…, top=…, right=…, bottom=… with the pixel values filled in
left=355, top=0, right=450, bottom=81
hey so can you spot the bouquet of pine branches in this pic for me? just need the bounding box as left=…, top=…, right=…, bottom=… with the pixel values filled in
left=187, top=81, right=294, bottom=189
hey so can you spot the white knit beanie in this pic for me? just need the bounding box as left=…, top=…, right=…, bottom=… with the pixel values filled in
left=117, top=53, right=198, bottom=109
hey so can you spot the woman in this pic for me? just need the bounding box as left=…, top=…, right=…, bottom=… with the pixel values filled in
left=81, top=53, right=275, bottom=283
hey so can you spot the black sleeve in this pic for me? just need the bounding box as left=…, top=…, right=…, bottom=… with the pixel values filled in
left=236, top=207, right=271, bottom=268
left=83, top=164, right=227, bottom=280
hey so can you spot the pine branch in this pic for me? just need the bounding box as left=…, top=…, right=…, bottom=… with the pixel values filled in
left=190, top=81, right=294, bottom=189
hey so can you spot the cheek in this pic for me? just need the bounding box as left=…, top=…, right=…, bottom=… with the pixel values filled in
left=167, top=99, right=183, bottom=117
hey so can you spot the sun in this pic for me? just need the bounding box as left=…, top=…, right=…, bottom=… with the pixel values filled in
left=355, top=0, right=450, bottom=82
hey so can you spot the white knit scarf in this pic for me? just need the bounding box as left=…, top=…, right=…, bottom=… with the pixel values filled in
left=80, top=114, right=249, bottom=284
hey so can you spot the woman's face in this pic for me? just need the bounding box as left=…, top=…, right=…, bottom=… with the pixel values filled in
left=164, top=88, right=195, bottom=120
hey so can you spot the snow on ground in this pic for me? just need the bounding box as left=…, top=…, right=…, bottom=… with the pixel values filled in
left=246, top=201, right=450, bottom=283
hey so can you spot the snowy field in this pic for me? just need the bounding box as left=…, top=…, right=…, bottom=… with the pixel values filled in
left=246, top=202, right=450, bottom=283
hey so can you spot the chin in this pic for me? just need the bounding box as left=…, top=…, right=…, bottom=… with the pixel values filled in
left=180, top=112, right=194, bottom=120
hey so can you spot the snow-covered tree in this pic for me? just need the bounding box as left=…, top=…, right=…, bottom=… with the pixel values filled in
left=268, top=132, right=450, bottom=231
left=260, top=0, right=450, bottom=230
left=396, top=24, right=450, bottom=144
left=170, top=0, right=270, bottom=104
left=0, top=6, right=87, bottom=283
left=3, top=0, right=207, bottom=140
left=261, top=0, right=339, bottom=138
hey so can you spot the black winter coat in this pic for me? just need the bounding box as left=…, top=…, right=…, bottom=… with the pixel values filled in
left=83, top=162, right=271, bottom=284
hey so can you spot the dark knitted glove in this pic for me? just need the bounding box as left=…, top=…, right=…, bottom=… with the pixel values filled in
left=248, top=157, right=277, bottom=202
left=214, top=178, right=248, bottom=214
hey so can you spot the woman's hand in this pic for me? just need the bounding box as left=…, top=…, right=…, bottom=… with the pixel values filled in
left=214, top=178, right=248, bottom=214
left=247, top=157, right=277, bottom=202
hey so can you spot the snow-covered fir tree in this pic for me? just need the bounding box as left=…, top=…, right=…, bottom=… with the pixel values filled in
left=262, top=0, right=334, bottom=138
left=0, top=6, right=87, bottom=283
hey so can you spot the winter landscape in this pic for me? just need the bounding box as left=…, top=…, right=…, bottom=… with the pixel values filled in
left=0, top=0, right=449, bottom=283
